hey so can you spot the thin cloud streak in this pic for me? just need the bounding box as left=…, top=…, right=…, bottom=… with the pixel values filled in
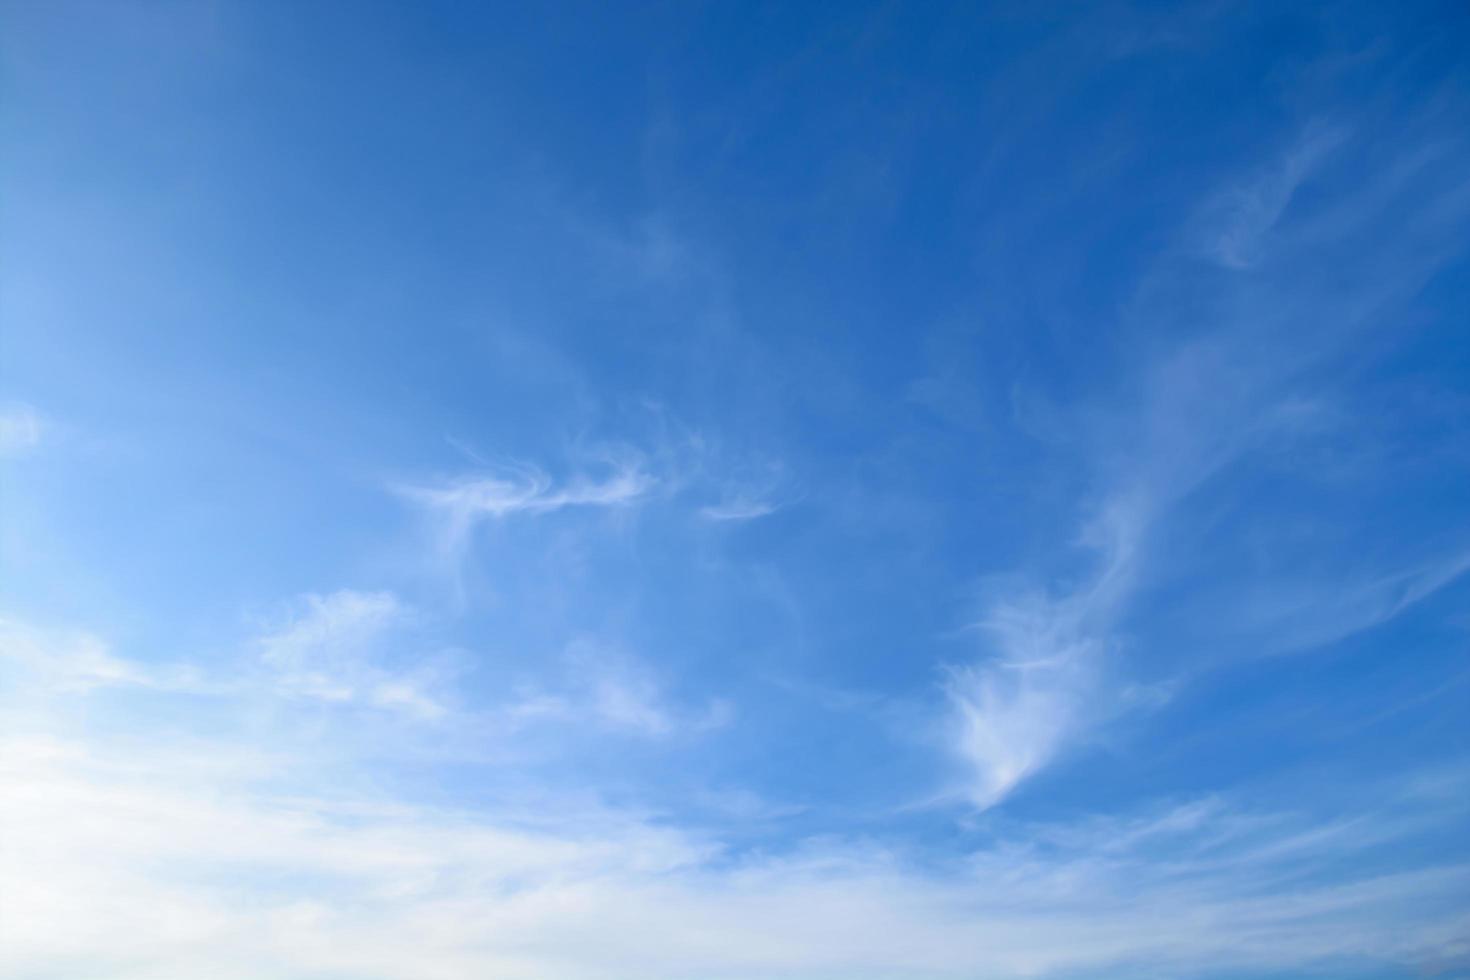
left=498, top=640, right=734, bottom=739
left=397, top=455, right=656, bottom=559
left=1196, top=122, right=1349, bottom=269
left=698, top=497, right=780, bottom=522
left=253, top=590, right=454, bottom=719
left=2, top=605, right=732, bottom=745
left=0, top=616, right=209, bottom=695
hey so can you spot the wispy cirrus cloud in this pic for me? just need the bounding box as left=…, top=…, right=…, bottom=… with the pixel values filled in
left=397, top=453, right=656, bottom=559
left=945, top=340, right=1267, bottom=809
left=1, top=593, right=448, bottom=721
left=253, top=589, right=452, bottom=719
left=256, top=590, right=403, bottom=672
left=403, top=462, right=654, bottom=520
left=3, top=601, right=731, bottom=745
left=1218, top=549, right=1470, bottom=658
left=695, top=455, right=794, bottom=522
left=698, top=496, right=780, bottom=522
left=563, top=640, right=732, bottom=737
left=416, top=429, right=795, bottom=537
left=1195, top=122, right=1349, bottom=269
left=945, top=111, right=1470, bottom=810
left=946, top=590, right=1107, bottom=809
left=0, top=616, right=206, bottom=694
left=482, top=640, right=732, bottom=740
left=2, top=723, right=1465, bottom=980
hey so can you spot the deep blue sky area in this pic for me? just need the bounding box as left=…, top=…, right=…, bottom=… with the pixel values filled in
left=2, top=2, right=1469, bottom=978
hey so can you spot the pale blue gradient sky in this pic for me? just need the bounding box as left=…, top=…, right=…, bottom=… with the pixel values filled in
left=2, top=2, right=1469, bottom=977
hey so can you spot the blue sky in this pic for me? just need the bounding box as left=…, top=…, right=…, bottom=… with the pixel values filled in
left=2, top=1, right=1469, bottom=977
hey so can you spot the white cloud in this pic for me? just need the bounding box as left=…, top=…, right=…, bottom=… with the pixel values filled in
left=694, top=455, right=793, bottom=523
left=0, top=403, right=42, bottom=455
left=406, top=464, right=652, bottom=519
left=257, top=590, right=402, bottom=670
left=1225, top=549, right=1470, bottom=657
left=585, top=666, right=675, bottom=735
left=521, top=640, right=732, bottom=738
left=1, top=728, right=1464, bottom=980
left=2, top=602, right=729, bottom=743
left=0, top=597, right=452, bottom=721
left=946, top=482, right=1155, bottom=809
left=945, top=117, right=1470, bottom=811
left=254, top=590, right=450, bottom=719
left=399, top=455, right=656, bottom=557
left=944, top=333, right=1470, bottom=810
left=0, top=616, right=205, bottom=694
left=1196, top=122, right=1348, bottom=269
left=698, top=496, right=779, bottom=522
left=946, top=598, right=1100, bottom=808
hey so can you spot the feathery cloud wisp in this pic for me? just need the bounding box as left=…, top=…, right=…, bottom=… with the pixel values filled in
left=0, top=617, right=204, bottom=694
left=945, top=113, right=1470, bottom=809
left=253, top=590, right=450, bottom=719
left=697, top=497, right=780, bottom=522
left=399, top=456, right=656, bottom=559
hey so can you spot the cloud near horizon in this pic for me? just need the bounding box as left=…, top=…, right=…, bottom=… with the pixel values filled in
left=3, top=3, right=1469, bottom=978
left=3, top=707, right=1467, bottom=980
